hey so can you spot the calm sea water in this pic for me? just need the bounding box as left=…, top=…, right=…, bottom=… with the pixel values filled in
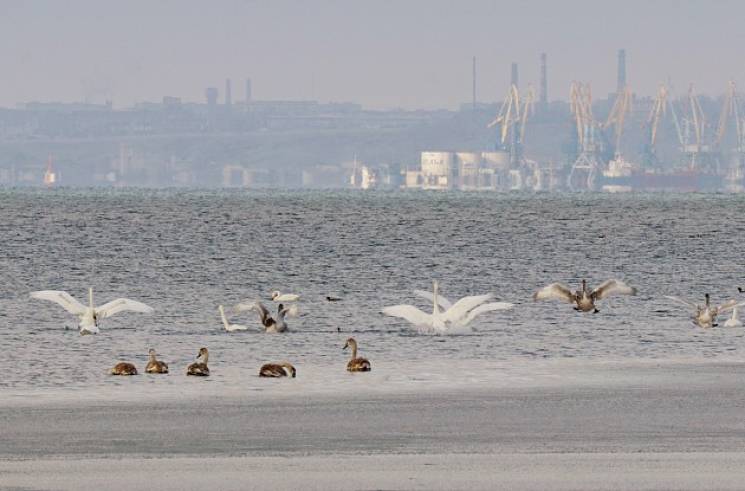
left=2, top=189, right=745, bottom=397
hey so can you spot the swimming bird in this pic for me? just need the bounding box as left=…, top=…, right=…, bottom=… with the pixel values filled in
left=326, top=296, right=342, bottom=302
left=30, top=288, right=154, bottom=335
left=111, top=362, right=138, bottom=376
left=739, top=287, right=744, bottom=293
left=383, top=280, right=512, bottom=334
left=724, top=307, right=742, bottom=328
left=666, top=294, right=744, bottom=328
left=251, top=302, right=291, bottom=333
left=145, top=348, right=169, bottom=374
left=186, top=347, right=210, bottom=376
left=218, top=305, right=248, bottom=332
left=271, top=291, right=300, bottom=302
left=259, top=362, right=296, bottom=378
left=533, top=279, right=637, bottom=313
left=343, top=337, right=371, bottom=372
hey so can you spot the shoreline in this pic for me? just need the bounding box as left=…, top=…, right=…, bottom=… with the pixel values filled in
left=4, top=453, right=745, bottom=491
left=5, top=360, right=745, bottom=489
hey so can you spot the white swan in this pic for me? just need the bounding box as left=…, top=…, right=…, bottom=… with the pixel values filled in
left=30, top=288, right=154, bottom=334
left=218, top=305, right=248, bottom=332
left=382, top=280, right=513, bottom=334
left=724, top=307, right=742, bottom=328
left=665, top=293, right=744, bottom=328
left=271, top=291, right=299, bottom=302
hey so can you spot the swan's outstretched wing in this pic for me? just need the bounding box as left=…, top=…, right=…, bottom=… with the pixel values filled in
left=255, top=302, right=274, bottom=327
left=462, top=301, right=514, bottom=326
left=533, top=283, right=574, bottom=303
left=664, top=295, right=698, bottom=310
left=96, top=298, right=154, bottom=319
left=413, top=289, right=453, bottom=310
left=717, top=300, right=745, bottom=313
left=442, top=294, right=493, bottom=323
left=232, top=301, right=257, bottom=314
left=30, top=290, right=87, bottom=315
left=382, top=304, right=433, bottom=326
left=592, top=279, right=637, bottom=299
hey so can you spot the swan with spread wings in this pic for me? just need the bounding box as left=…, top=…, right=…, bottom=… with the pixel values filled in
left=382, top=280, right=513, bottom=334
left=30, top=288, right=154, bottom=334
left=533, top=279, right=637, bottom=313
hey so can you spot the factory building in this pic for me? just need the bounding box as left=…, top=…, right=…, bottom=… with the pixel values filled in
left=411, top=151, right=513, bottom=191
left=420, top=151, right=456, bottom=190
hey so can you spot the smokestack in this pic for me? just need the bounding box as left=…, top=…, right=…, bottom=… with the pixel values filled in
left=511, top=62, right=519, bottom=87
left=225, top=78, right=232, bottom=106
left=245, top=78, right=252, bottom=102
left=472, top=56, right=476, bottom=111
left=617, top=49, right=626, bottom=92
left=539, top=53, right=548, bottom=110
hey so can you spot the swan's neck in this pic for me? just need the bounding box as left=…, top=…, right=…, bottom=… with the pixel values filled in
left=200, top=352, right=209, bottom=364
left=705, top=294, right=710, bottom=307
left=432, top=281, right=440, bottom=316
left=734, top=307, right=739, bottom=320
left=350, top=343, right=358, bottom=360
left=219, top=306, right=229, bottom=328
left=149, top=352, right=157, bottom=362
left=581, top=280, right=586, bottom=293
left=88, top=287, right=94, bottom=309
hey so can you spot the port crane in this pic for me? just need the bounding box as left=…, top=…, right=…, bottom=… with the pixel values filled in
left=603, top=85, right=633, bottom=161
left=715, top=81, right=743, bottom=152
left=670, top=84, right=717, bottom=171
left=488, top=84, right=535, bottom=166
left=642, top=84, right=668, bottom=169
left=715, top=81, right=744, bottom=187
left=488, top=84, right=535, bottom=189
left=567, top=82, right=601, bottom=190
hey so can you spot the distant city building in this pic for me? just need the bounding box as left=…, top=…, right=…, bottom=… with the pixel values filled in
left=162, top=96, right=182, bottom=107
left=205, top=87, right=218, bottom=107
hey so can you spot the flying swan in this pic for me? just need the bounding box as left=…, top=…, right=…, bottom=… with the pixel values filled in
left=382, top=280, right=513, bottom=334
left=30, top=288, right=154, bottom=334
left=533, top=279, right=637, bottom=313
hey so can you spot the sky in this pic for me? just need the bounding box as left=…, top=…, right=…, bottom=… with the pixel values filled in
left=1, top=0, right=744, bottom=110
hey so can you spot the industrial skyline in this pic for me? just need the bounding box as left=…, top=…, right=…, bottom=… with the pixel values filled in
left=2, top=0, right=745, bottom=110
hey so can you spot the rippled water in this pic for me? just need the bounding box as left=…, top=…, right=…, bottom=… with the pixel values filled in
left=2, top=189, right=745, bottom=397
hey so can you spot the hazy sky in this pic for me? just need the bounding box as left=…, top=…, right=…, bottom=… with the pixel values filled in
left=1, top=0, right=744, bottom=109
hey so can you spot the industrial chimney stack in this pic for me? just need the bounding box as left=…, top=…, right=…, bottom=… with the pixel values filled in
left=539, top=52, right=548, bottom=111
left=510, top=62, right=519, bottom=88
left=472, top=56, right=477, bottom=111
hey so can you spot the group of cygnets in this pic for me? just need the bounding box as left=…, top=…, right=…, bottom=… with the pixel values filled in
left=109, top=339, right=371, bottom=377
left=29, top=279, right=745, bottom=377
